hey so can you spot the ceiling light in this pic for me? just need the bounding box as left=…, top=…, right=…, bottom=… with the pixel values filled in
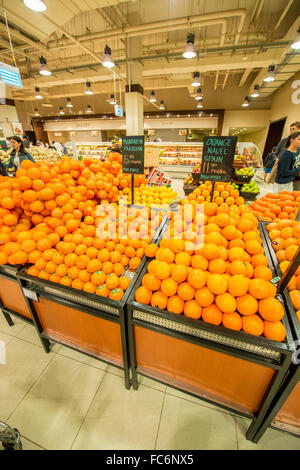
left=242, top=96, right=250, bottom=107
left=87, top=105, right=93, bottom=114
left=188, top=114, right=191, bottom=117
left=103, top=45, right=114, bottom=68
left=24, top=0, right=46, bottom=12
left=195, top=88, right=203, bottom=100
left=291, top=28, right=300, bottom=50
left=39, top=56, right=51, bottom=76
left=109, top=94, right=116, bottom=105
left=149, top=90, right=157, bottom=103
left=110, top=117, right=113, bottom=119
left=34, top=108, right=40, bottom=116
left=59, top=107, right=64, bottom=115
left=85, top=81, right=93, bottom=95
left=183, top=33, right=196, bottom=59
left=177, top=114, right=180, bottom=117
left=159, top=100, right=165, bottom=110
left=197, top=102, right=203, bottom=108
left=66, top=97, right=73, bottom=108
left=192, top=72, right=200, bottom=87
left=156, top=115, right=159, bottom=118
left=250, top=84, right=260, bottom=98
left=263, top=65, right=276, bottom=82
left=35, top=87, right=43, bottom=99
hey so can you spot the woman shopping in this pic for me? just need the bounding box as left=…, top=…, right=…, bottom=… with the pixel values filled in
left=4, top=135, right=35, bottom=171
left=274, top=132, right=300, bottom=193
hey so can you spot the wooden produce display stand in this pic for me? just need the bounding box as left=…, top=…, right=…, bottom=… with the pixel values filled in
left=14, top=219, right=165, bottom=390
left=246, top=225, right=300, bottom=441
left=0, top=264, right=33, bottom=326
left=126, top=222, right=295, bottom=436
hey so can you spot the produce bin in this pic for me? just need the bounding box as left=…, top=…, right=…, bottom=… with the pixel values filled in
left=240, top=191, right=260, bottom=201
left=126, top=223, right=295, bottom=435
left=16, top=217, right=167, bottom=390
left=246, top=223, right=300, bottom=441
left=0, top=264, right=32, bottom=326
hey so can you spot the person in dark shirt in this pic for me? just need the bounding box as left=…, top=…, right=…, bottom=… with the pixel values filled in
left=274, top=121, right=300, bottom=157
left=264, top=146, right=276, bottom=181
left=274, top=132, right=300, bottom=193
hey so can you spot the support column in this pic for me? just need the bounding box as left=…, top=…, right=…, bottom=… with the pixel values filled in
left=124, top=14, right=144, bottom=137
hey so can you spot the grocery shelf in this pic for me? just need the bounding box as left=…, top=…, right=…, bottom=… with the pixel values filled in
left=245, top=223, right=300, bottom=442
left=0, top=264, right=33, bottom=325
left=126, top=221, right=295, bottom=437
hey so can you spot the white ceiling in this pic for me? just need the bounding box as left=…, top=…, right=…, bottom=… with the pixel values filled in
left=0, top=0, right=299, bottom=114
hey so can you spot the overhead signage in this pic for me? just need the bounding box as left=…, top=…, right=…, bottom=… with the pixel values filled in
left=0, top=62, right=22, bottom=88
left=114, top=104, right=124, bottom=117
left=122, top=135, right=144, bottom=175
left=200, top=135, right=237, bottom=182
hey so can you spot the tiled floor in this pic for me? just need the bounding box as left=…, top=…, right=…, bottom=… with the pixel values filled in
left=0, top=315, right=300, bottom=450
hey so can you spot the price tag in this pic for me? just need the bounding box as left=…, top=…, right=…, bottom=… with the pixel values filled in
left=200, top=136, right=237, bottom=182
left=22, top=288, right=38, bottom=301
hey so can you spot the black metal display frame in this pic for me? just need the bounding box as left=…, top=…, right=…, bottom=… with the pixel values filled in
left=245, top=222, right=300, bottom=442
left=126, top=223, right=295, bottom=429
left=0, top=264, right=33, bottom=326
left=14, top=217, right=166, bottom=390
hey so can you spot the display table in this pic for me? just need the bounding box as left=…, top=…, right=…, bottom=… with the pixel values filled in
left=126, top=223, right=295, bottom=439
left=0, top=264, right=32, bottom=325
left=246, top=224, right=300, bottom=441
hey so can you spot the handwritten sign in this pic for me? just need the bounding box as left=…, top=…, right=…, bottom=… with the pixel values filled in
left=200, top=136, right=237, bottom=182
left=122, top=135, right=144, bottom=175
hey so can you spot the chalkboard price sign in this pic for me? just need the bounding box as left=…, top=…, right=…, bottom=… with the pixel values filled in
left=200, top=136, right=238, bottom=182
left=122, top=135, right=145, bottom=175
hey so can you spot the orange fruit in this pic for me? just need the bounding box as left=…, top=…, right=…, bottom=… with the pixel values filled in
left=263, top=321, right=286, bottom=342
left=248, top=279, right=270, bottom=299
left=228, top=275, right=249, bottom=297
left=60, top=276, right=72, bottom=287
left=129, top=256, right=141, bottom=270
left=289, top=290, right=300, bottom=310
left=95, top=285, right=109, bottom=297
left=228, top=247, right=247, bottom=262
left=153, top=261, right=171, bottom=280
left=156, top=247, right=175, bottom=264
left=253, top=266, right=273, bottom=281
left=202, top=243, right=220, bottom=260
left=171, top=264, right=188, bottom=283
left=106, top=273, right=120, bottom=290
left=216, top=293, right=237, bottom=314
left=202, top=304, right=222, bottom=325
left=144, top=244, right=158, bottom=258
left=187, top=269, right=207, bottom=289
left=195, top=287, right=214, bottom=307
left=109, top=288, right=124, bottom=301
left=135, top=285, right=152, bottom=304
left=191, top=255, right=208, bottom=270
left=167, top=295, right=184, bottom=314
left=78, top=269, right=91, bottom=283
left=258, top=297, right=284, bottom=321
left=142, top=273, right=161, bottom=291
left=251, top=254, right=268, bottom=267
left=206, top=274, right=227, bottom=295
left=72, top=279, right=84, bottom=290
left=229, top=260, right=248, bottom=276
left=175, top=252, right=191, bottom=267
left=83, top=281, right=96, bottom=294
left=236, top=294, right=258, bottom=316
left=177, top=282, right=195, bottom=301
left=161, top=277, right=178, bottom=297
left=119, top=276, right=131, bottom=291
left=56, top=264, right=68, bottom=277
left=102, top=261, right=114, bottom=274
left=242, top=314, right=264, bottom=336
left=222, top=312, right=242, bottom=331
left=148, top=259, right=160, bottom=275
left=208, top=258, right=227, bottom=274
left=245, top=240, right=261, bottom=255
left=91, top=271, right=106, bottom=286
left=184, top=300, right=202, bottom=319
left=151, top=291, right=168, bottom=310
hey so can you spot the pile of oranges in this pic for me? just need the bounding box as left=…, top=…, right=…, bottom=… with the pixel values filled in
left=186, top=181, right=244, bottom=207
left=266, top=219, right=300, bottom=322
left=249, top=191, right=299, bottom=221
left=20, top=204, right=162, bottom=300
left=135, top=201, right=287, bottom=342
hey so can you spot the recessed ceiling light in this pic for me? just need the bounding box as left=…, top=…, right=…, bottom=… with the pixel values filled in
left=24, top=0, right=46, bottom=12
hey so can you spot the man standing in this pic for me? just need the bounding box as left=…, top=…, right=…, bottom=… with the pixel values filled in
left=52, top=141, right=63, bottom=153
left=274, top=121, right=300, bottom=156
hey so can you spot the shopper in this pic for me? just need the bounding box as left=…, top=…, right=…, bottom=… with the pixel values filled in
left=52, top=140, right=63, bottom=153
left=274, top=121, right=300, bottom=157
left=274, top=132, right=300, bottom=193
left=264, top=146, right=277, bottom=181
left=4, top=135, right=35, bottom=171
left=293, top=153, right=300, bottom=191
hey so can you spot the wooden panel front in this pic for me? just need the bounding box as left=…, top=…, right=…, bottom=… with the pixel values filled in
left=275, top=381, right=300, bottom=429
left=134, top=326, right=275, bottom=414
left=34, top=297, right=123, bottom=364
left=0, top=277, right=31, bottom=319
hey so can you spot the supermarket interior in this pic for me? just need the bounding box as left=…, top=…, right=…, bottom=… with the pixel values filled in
left=0, top=0, right=300, bottom=453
